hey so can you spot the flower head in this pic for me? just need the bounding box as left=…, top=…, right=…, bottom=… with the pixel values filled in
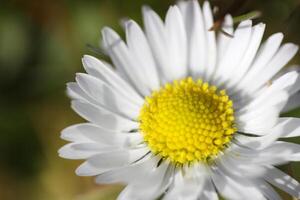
left=59, top=1, right=300, bottom=199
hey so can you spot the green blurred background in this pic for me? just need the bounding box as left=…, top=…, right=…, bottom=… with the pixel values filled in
left=1, top=0, right=300, bottom=199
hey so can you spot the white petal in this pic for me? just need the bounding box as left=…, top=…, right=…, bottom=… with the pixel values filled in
left=236, top=90, right=288, bottom=115
left=71, top=100, right=138, bottom=132
left=125, top=20, right=160, bottom=90
left=261, top=142, right=300, bottom=162
left=76, top=147, right=149, bottom=176
left=163, top=165, right=207, bottom=200
left=66, top=82, right=83, bottom=100
left=58, top=143, right=112, bottom=159
left=181, top=0, right=207, bottom=78
left=271, top=70, right=300, bottom=95
left=82, top=55, right=144, bottom=105
left=67, top=82, right=96, bottom=103
left=216, top=14, right=233, bottom=65
left=215, top=20, right=253, bottom=85
left=211, top=166, right=266, bottom=200
left=236, top=141, right=300, bottom=165
left=142, top=6, right=170, bottom=82
left=68, top=82, right=141, bottom=124
left=68, top=82, right=142, bottom=123
left=83, top=129, right=142, bottom=148
left=95, top=155, right=157, bottom=184
left=177, top=0, right=188, bottom=19
left=227, top=23, right=266, bottom=88
left=286, top=72, right=300, bottom=96
left=275, top=118, right=300, bottom=138
left=236, top=33, right=284, bottom=92
left=117, top=162, right=172, bottom=200
left=61, top=123, right=93, bottom=142
left=239, top=70, right=300, bottom=110
left=236, top=117, right=300, bottom=149
left=264, top=166, right=300, bottom=198
left=237, top=106, right=282, bottom=135
left=282, top=92, right=300, bottom=113
left=258, top=181, right=282, bottom=200
left=217, top=155, right=267, bottom=178
left=165, top=6, right=188, bottom=80
left=202, top=1, right=216, bottom=80
left=235, top=134, right=279, bottom=151
left=234, top=72, right=299, bottom=111
left=76, top=73, right=140, bottom=119
left=244, top=43, right=299, bottom=93
left=61, top=123, right=142, bottom=147
left=198, top=178, right=218, bottom=200
left=102, top=27, right=150, bottom=96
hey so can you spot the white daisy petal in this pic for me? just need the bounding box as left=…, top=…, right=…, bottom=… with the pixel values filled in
left=163, top=172, right=199, bottom=200
left=282, top=92, right=300, bottom=112
left=236, top=90, right=288, bottom=116
left=246, top=117, right=300, bottom=139
left=216, top=14, right=233, bottom=65
left=235, top=134, right=278, bottom=151
left=244, top=43, right=299, bottom=93
left=258, top=181, right=283, bottom=200
left=68, top=81, right=144, bottom=122
left=165, top=5, right=188, bottom=80
left=67, top=82, right=95, bottom=103
left=202, top=1, right=216, bottom=80
left=163, top=165, right=207, bottom=200
left=177, top=0, right=188, bottom=21
left=236, top=33, right=284, bottom=92
left=227, top=23, right=266, bottom=88
left=95, top=155, right=157, bottom=184
left=275, top=118, right=300, bottom=138
left=215, top=20, right=253, bottom=85
left=261, top=142, right=300, bottom=162
left=82, top=55, right=144, bottom=105
left=102, top=27, right=150, bottom=96
left=272, top=70, right=300, bottom=95
left=211, top=166, right=266, bottom=200
left=76, top=147, right=149, bottom=176
left=236, top=117, right=300, bottom=149
left=264, top=166, right=300, bottom=198
left=234, top=71, right=298, bottom=115
left=68, top=81, right=138, bottom=123
left=117, top=162, right=172, bottom=200
left=198, top=178, right=218, bottom=200
left=287, top=74, right=300, bottom=96
left=180, top=0, right=207, bottom=78
left=238, top=71, right=299, bottom=110
left=234, top=141, right=300, bottom=166
left=58, top=143, right=113, bottom=160
left=238, top=106, right=282, bottom=135
left=83, top=129, right=142, bottom=148
left=75, top=73, right=140, bottom=119
left=61, top=123, right=93, bottom=143
left=218, top=155, right=267, bottom=178
left=125, top=20, right=160, bottom=90
left=71, top=100, right=138, bottom=132
left=61, top=123, right=142, bottom=147
left=142, top=6, right=170, bottom=82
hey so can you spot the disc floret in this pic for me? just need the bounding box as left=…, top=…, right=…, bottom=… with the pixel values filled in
left=139, top=77, right=236, bottom=164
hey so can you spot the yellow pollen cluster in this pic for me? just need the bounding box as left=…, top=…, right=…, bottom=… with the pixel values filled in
left=138, top=77, right=236, bottom=164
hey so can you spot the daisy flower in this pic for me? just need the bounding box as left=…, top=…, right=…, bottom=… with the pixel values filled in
left=59, top=1, right=300, bottom=199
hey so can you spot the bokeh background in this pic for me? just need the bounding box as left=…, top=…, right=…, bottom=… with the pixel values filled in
left=1, top=0, right=300, bottom=199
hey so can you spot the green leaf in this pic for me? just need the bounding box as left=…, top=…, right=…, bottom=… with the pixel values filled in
left=233, top=11, right=262, bottom=24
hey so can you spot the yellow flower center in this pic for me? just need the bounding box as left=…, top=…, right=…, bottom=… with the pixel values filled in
left=138, top=77, right=236, bottom=164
